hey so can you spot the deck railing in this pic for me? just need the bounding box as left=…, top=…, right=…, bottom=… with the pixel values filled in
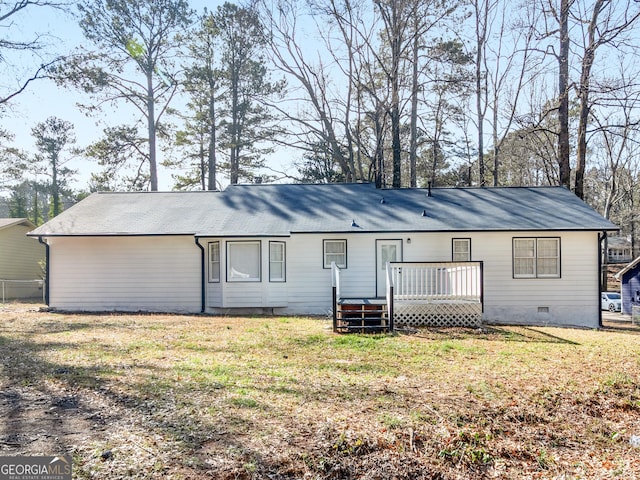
left=389, top=262, right=482, bottom=302
left=388, top=261, right=483, bottom=327
left=331, top=262, right=342, bottom=332
left=332, top=261, right=483, bottom=331
left=385, top=262, right=394, bottom=331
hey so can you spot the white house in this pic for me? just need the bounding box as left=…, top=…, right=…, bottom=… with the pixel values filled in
left=0, top=218, right=45, bottom=300
left=605, top=235, right=634, bottom=264
left=28, top=183, right=617, bottom=329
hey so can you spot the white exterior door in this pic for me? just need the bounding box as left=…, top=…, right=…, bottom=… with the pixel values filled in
left=376, top=239, right=402, bottom=297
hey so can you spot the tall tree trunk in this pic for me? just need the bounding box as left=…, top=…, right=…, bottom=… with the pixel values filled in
left=207, top=91, right=217, bottom=190
left=575, top=0, right=604, bottom=200
left=409, top=11, right=419, bottom=188
left=147, top=70, right=158, bottom=191
left=391, top=102, right=401, bottom=188
left=557, top=0, right=571, bottom=190
left=391, top=30, right=402, bottom=188
left=631, top=191, right=637, bottom=259
left=199, top=141, right=206, bottom=190
left=33, top=184, right=39, bottom=226
left=382, top=0, right=402, bottom=188
left=475, top=0, right=487, bottom=187
left=492, top=91, right=499, bottom=186
left=476, top=62, right=484, bottom=186
left=373, top=109, right=385, bottom=188
left=51, top=152, right=59, bottom=216
left=230, top=64, right=239, bottom=185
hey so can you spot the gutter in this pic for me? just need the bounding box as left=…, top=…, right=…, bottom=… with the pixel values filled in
left=194, top=237, right=206, bottom=313
left=38, top=236, right=50, bottom=305
left=598, top=231, right=607, bottom=329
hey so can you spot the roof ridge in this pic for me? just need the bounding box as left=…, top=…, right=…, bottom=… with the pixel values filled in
left=226, top=182, right=374, bottom=188
left=95, top=190, right=221, bottom=195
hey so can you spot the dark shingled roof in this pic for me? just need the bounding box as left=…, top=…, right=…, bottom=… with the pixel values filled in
left=28, top=183, right=617, bottom=237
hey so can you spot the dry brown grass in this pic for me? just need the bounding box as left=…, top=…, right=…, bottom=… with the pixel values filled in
left=0, top=303, right=639, bottom=479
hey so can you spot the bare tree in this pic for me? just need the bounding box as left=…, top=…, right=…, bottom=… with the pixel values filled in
left=260, top=0, right=364, bottom=182
left=374, top=0, right=413, bottom=187
left=557, top=0, right=572, bottom=190
left=573, top=0, right=640, bottom=199
left=407, top=0, right=460, bottom=187
left=470, top=0, right=493, bottom=186
left=0, top=0, right=69, bottom=105
left=486, top=0, right=539, bottom=186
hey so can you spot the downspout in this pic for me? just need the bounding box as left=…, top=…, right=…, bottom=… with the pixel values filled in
left=194, top=237, right=206, bottom=313
left=598, top=231, right=607, bottom=328
left=38, top=236, right=50, bottom=305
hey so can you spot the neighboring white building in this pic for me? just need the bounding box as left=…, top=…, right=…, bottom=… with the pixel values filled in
left=606, top=236, right=633, bottom=264
left=28, top=184, right=617, bottom=328
left=0, top=218, right=45, bottom=300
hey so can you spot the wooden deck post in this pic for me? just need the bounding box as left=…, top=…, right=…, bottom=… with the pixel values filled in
left=389, top=285, right=394, bottom=333
left=332, top=286, right=338, bottom=333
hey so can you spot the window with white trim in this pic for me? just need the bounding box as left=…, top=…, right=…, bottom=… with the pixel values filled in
left=208, top=241, right=220, bottom=282
left=269, top=241, right=286, bottom=282
left=323, top=239, right=347, bottom=268
left=452, top=238, right=471, bottom=261
left=513, top=237, right=560, bottom=278
left=227, top=241, right=261, bottom=282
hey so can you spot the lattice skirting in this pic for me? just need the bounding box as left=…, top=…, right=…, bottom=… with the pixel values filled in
left=393, top=301, right=482, bottom=327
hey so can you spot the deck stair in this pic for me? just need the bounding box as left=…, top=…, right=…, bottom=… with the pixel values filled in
left=334, top=298, right=390, bottom=333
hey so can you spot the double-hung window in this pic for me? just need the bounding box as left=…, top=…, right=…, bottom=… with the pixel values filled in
left=269, top=241, right=286, bottom=282
left=208, top=241, right=220, bottom=282
left=452, top=238, right=471, bottom=261
left=513, top=237, right=560, bottom=278
left=323, top=239, right=347, bottom=268
left=227, top=241, right=261, bottom=282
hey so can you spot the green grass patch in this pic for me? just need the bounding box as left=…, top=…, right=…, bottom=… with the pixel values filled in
left=1, top=309, right=639, bottom=479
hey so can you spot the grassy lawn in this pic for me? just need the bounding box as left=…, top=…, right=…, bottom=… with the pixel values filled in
left=0, top=305, right=639, bottom=479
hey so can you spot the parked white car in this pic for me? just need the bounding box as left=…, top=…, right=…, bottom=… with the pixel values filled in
left=601, top=292, right=622, bottom=312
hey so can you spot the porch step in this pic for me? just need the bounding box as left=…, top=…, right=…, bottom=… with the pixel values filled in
left=334, top=298, right=389, bottom=333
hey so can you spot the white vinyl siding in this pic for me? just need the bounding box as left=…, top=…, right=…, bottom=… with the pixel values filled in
left=0, top=222, right=45, bottom=299
left=227, top=241, right=261, bottom=282
left=48, top=236, right=200, bottom=312
left=45, top=230, right=600, bottom=328
left=208, top=241, right=220, bottom=282
left=479, top=231, right=596, bottom=327
left=0, top=223, right=44, bottom=280
left=323, top=239, right=346, bottom=268
left=513, top=237, right=560, bottom=278
left=269, top=241, right=286, bottom=282
left=284, top=231, right=598, bottom=327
